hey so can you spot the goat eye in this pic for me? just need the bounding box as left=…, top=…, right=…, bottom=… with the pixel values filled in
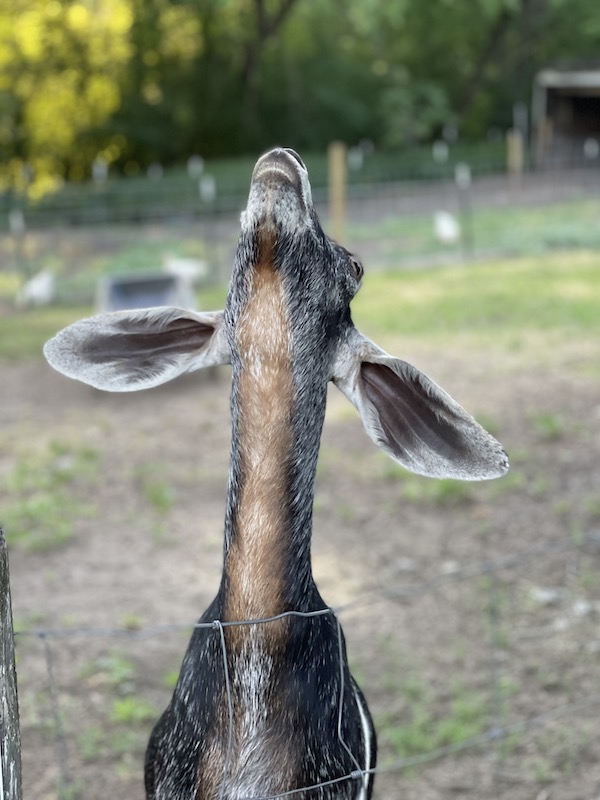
left=350, top=257, right=364, bottom=281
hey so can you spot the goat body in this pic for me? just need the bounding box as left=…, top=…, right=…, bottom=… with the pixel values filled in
left=44, top=148, right=508, bottom=799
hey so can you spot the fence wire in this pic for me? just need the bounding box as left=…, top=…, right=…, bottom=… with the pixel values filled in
left=14, top=527, right=600, bottom=799
left=4, top=166, right=600, bottom=307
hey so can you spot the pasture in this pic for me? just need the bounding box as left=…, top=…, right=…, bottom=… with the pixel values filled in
left=1, top=244, right=600, bottom=799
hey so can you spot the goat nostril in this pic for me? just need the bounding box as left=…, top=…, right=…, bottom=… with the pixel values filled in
left=283, top=148, right=306, bottom=170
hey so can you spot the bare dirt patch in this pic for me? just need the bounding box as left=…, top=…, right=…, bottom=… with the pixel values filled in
left=2, top=348, right=600, bottom=799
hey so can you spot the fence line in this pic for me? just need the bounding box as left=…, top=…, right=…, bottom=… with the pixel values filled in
left=12, top=526, right=600, bottom=798
left=16, top=528, right=600, bottom=643
left=3, top=165, right=600, bottom=308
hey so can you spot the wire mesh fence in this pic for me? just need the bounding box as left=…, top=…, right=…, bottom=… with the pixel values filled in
left=2, top=151, right=600, bottom=310
left=3, top=143, right=600, bottom=799
left=12, top=527, right=600, bottom=799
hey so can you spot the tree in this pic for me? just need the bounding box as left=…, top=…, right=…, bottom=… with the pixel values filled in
left=2, top=0, right=600, bottom=194
left=0, top=0, right=133, bottom=196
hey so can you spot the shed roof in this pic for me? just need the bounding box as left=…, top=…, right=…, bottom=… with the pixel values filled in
left=536, top=66, right=600, bottom=94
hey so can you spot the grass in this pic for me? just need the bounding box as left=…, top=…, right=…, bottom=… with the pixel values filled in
left=349, top=197, right=600, bottom=262
left=77, top=651, right=157, bottom=765
left=352, top=250, right=600, bottom=346
left=531, top=411, right=566, bottom=442
left=381, top=463, right=475, bottom=507
left=0, top=306, right=91, bottom=361
left=80, top=651, right=137, bottom=695
left=135, top=464, right=176, bottom=515
left=2, top=249, right=599, bottom=364
left=2, top=440, right=99, bottom=551
left=380, top=676, right=489, bottom=763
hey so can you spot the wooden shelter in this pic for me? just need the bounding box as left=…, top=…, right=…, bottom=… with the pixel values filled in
left=533, top=63, right=600, bottom=167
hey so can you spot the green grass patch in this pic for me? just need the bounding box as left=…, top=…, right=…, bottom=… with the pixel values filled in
left=381, top=678, right=489, bottom=762
left=0, top=306, right=92, bottom=361
left=2, top=440, right=99, bottom=551
left=76, top=650, right=157, bottom=770
left=3, top=249, right=599, bottom=364
left=352, top=250, right=600, bottom=346
left=351, top=198, right=600, bottom=262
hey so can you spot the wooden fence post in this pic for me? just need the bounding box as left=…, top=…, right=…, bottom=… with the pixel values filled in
left=0, top=528, right=22, bottom=800
left=328, top=141, right=347, bottom=242
left=506, top=128, right=524, bottom=188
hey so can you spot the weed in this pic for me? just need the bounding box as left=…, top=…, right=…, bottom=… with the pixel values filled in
left=110, top=696, right=156, bottom=725
left=528, top=475, right=552, bottom=498
left=57, top=780, right=85, bottom=800
left=401, top=675, right=429, bottom=703
left=531, top=412, right=565, bottom=442
left=553, top=499, right=570, bottom=518
left=80, top=651, right=136, bottom=695
left=579, top=558, right=600, bottom=590
left=13, top=609, right=49, bottom=633
left=528, top=755, right=553, bottom=783
left=135, top=464, right=176, bottom=515
left=77, top=724, right=147, bottom=763
left=435, top=691, right=488, bottom=744
left=484, top=468, right=525, bottom=498
left=381, top=680, right=488, bottom=760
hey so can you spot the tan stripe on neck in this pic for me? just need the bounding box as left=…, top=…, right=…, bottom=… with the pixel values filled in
left=226, top=249, right=294, bottom=625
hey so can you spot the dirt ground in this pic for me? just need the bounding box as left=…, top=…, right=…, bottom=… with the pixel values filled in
left=2, top=322, right=600, bottom=798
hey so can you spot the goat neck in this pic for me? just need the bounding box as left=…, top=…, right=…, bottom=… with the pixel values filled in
left=222, top=148, right=348, bottom=621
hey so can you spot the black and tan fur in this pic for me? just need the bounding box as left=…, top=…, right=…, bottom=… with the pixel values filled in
left=44, top=148, right=508, bottom=799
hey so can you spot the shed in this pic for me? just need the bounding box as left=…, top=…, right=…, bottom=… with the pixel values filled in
left=533, top=63, right=600, bottom=168
left=97, top=272, right=196, bottom=313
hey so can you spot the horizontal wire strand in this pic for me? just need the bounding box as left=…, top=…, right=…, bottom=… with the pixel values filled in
left=12, top=528, right=600, bottom=798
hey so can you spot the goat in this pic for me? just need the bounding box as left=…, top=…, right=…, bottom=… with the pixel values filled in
left=44, top=147, right=509, bottom=799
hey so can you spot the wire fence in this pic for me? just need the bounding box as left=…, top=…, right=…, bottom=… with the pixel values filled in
left=13, top=527, right=600, bottom=799
left=3, top=141, right=600, bottom=799
left=2, top=153, right=600, bottom=310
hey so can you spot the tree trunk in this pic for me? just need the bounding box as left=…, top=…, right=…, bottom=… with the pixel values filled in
left=241, top=0, right=301, bottom=139
left=457, top=5, right=516, bottom=118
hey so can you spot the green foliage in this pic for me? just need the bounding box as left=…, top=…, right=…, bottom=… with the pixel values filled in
left=1, top=0, right=133, bottom=194
left=3, top=0, right=600, bottom=189
left=380, top=68, right=454, bottom=148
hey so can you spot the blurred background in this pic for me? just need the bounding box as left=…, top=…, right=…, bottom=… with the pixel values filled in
left=1, top=1, right=600, bottom=799
left=1, top=0, right=600, bottom=300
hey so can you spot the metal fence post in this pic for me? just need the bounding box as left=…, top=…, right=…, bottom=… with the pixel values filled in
left=0, top=528, right=22, bottom=800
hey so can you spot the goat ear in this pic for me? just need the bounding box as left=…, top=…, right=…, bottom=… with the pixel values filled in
left=332, top=330, right=509, bottom=480
left=44, top=307, right=229, bottom=392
